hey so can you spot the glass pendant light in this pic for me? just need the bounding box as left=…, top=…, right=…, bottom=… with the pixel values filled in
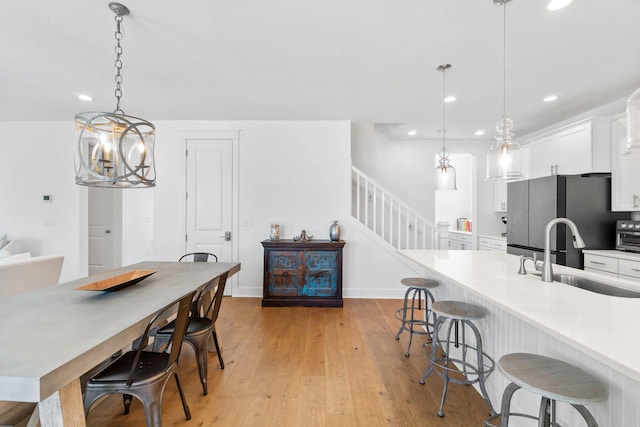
left=486, top=0, right=524, bottom=181
left=625, top=87, right=640, bottom=152
left=74, top=2, right=156, bottom=188
left=435, top=64, right=457, bottom=191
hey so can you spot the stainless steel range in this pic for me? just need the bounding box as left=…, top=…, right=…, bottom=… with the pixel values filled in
left=616, top=220, right=640, bottom=253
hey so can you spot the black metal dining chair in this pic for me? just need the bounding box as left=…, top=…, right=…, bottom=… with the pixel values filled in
left=179, top=252, right=218, bottom=263
left=153, top=271, right=229, bottom=395
left=83, top=291, right=196, bottom=427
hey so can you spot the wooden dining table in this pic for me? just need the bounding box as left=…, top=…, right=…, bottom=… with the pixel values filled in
left=0, top=261, right=240, bottom=426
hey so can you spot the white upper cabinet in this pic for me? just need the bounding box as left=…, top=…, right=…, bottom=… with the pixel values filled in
left=611, top=114, right=640, bottom=211
left=494, top=181, right=507, bottom=212
left=529, top=135, right=555, bottom=178
left=526, top=118, right=611, bottom=179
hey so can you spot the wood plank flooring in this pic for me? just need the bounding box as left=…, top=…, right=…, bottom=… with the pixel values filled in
left=86, top=298, right=493, bottom=426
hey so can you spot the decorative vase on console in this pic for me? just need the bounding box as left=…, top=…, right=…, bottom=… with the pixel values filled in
left=329, top=220, right=340, bottom=241
left=270, top=224, right=280, bottom=241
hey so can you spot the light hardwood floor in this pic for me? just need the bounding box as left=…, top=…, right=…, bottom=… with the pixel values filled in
left=86, top=298, right=493, bottom=426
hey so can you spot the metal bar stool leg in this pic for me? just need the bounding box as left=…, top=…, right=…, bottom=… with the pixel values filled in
left=572, top=404, right=600, bottom=427
left=465, top=319, right=495, bottom=415
left=437, top=318, right=457, bottom=417
left=395, top=287, right=412, bottom=340
left=420, top=316, right=446, bottom=383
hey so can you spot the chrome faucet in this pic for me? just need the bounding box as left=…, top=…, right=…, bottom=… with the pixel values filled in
left=541, top=218, right=586, bottom=282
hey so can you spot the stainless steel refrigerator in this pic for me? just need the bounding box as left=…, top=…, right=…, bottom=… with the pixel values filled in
left=507, top=175, right=626, bottom=269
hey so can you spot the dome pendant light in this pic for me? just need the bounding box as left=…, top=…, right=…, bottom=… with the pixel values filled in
left=486, top=0, right=523, bottom=181
left=74, top=2, right=156, bottom=188
left=435, top=64, right=457, bottom=191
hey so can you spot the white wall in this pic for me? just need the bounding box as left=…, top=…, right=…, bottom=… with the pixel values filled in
left=351, top=122, right=504, bottom=237
left=149, top=120, right=417, bottom=298
left=435, top=153, right=473, bottom=229
left=0, top=122, right=85, bottom=282
left=0, top=119, right=447, bottom=298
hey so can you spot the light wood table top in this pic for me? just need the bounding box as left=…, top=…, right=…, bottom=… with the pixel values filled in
left=0, top=261, right=240, bottom=405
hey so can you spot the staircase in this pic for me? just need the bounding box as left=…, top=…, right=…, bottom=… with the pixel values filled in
left=351, top=166, right=439, bottom=251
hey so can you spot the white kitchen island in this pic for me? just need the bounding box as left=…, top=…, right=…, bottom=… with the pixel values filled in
left=399, top=249, right=640, bottom=427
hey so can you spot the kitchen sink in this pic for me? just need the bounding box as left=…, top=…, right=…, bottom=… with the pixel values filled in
left=553, top=273, right=640, bottom=298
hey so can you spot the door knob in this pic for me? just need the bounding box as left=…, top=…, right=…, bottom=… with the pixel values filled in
left=224, top=231, right=231, bottom=241
left=105, top=229, right=111, bottom=234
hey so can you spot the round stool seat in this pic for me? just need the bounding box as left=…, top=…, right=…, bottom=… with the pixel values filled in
left=400, top=277, right=439, bottom=289
left=499, top=353, right=608, bottom=405
left=432, top=300, right=486, bottom=321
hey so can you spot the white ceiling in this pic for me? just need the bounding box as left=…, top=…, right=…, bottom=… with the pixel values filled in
left=2, top=0, right=640, bottom=140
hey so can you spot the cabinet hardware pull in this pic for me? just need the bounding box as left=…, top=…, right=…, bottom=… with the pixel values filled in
left=631, top=268, right=640, bottom=273
left=634, top=195, right=639, bottom=209
left=589, top=261, right=605, bottom=265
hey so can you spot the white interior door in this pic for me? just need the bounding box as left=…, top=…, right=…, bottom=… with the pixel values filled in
left=88, top=187, right=122, bottom=275
left=186, top=139, right=233, bottom=279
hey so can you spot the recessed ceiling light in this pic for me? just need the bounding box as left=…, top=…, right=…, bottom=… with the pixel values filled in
left=547, top=0, right=572, bottom=11
left=78, top=94, right=93, bottom=101
left=543, top=95, right=558, bottom=102
left=474, top=130, right=486, bottom=136
left=444, top=96, right=456, bottom=103
left=408, top=129, right=417, bottom=136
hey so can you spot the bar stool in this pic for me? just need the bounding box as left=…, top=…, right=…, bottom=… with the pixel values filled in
left=420, top=300, right=495, bottom=417
left=394, top=277, right=438, bottom=357
left=484, top=353, right=607, bottom=427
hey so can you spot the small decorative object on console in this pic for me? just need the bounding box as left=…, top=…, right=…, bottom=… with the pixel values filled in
left=329, top=220, right=340, bottom=241
left=293, top=230, right=313, bottom=241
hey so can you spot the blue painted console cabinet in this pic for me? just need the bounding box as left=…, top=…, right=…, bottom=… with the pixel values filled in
left=261, top=239, right=345, bottom=307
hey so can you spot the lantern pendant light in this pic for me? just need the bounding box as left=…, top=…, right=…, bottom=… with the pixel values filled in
left=74, top=2, right=156, bottom=188
left=435, top=64, right=457, bottom=191
left=486, top=0, right=524, bottom=181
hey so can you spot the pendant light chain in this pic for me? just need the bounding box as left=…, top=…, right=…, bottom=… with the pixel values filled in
left=74, top=2, right=156, bottom=188
left=114, top=14, right=125, bottom=115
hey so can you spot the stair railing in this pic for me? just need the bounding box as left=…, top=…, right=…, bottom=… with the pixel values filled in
left=352, top=166, right=438, bottom=250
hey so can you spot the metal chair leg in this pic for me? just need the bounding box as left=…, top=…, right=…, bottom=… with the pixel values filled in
left=212, top=329, right=225, bottom=369
left=173, top=372, right=191, bottom=420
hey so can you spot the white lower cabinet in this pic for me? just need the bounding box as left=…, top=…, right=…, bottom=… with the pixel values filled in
left=618, top=259, right=640, bottom=280
left=478, top=236, right=506, bottom=251
left=449, top=231, right=473, bottom=250
left=584, top=252, right=640, bottom=282
left=478, top=237, right=491, bottom=251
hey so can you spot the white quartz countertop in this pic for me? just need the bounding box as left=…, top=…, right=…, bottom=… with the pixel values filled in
left=583, top=249, right=640, bottom=262
left=399, top=249, right=640, bottom=383
left=478, top=234, right=506, bottom=241
left=449, top=230, right=473, bottom=235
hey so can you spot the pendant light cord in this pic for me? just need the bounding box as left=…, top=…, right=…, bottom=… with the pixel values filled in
left=442, top=65, right=446, bottom=153
left=502, top=1, right=507, bottom=121
left=437, top=64, right=451, bottom=155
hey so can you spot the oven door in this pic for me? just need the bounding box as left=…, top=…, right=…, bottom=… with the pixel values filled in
left=617, top=230, right=640, bottom=252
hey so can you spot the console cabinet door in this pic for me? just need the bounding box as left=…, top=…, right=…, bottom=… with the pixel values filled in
left=267, top=250, right=301, bottom=296
left=304, top=251, right=337, bottom=296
